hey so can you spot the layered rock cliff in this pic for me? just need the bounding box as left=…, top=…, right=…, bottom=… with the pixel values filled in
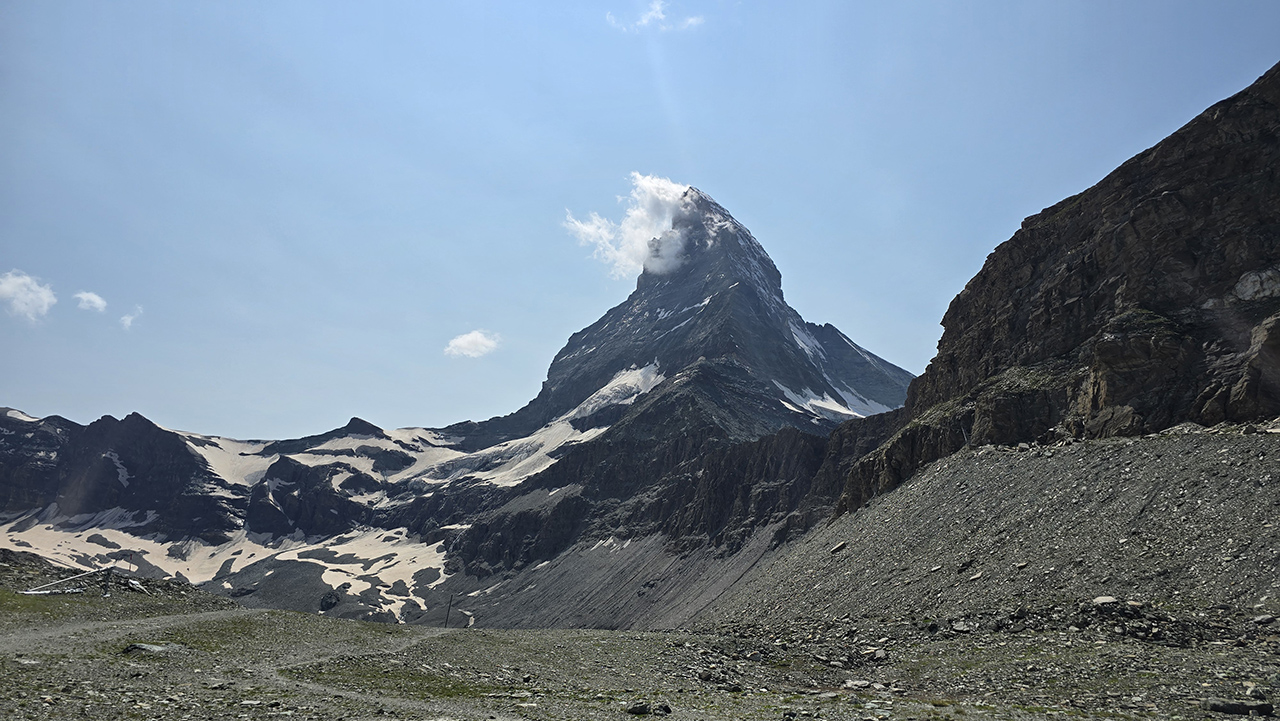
left=831, top=60, right=1280, bottom=512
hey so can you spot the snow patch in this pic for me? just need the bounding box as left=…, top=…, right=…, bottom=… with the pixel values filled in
left=180, top=434, right=275, bottom=487
left=561, top=362, right=665, bottom=421
left=5, top=409, right=39, bottom=422
left=102, top=450, right=130, bottom=488
left=772, top=381, right=890, bottom=422
left=789, top=322, right=827, bottom=360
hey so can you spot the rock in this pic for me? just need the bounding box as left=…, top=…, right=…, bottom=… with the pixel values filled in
left=319, top=590, right=341, bottom=611
left=653, top=702, right=672, bottom=715
left=625, top=701, right=651, bottom=715
left=1199, top=697, right=1273, bottom=715
left=829, top=541, right=847, bottom=554
left=1251, top=614, right=1275, bottom=625
left=120, top=643, right=173, bottom=655
left=1092, top=596, right=1119, bottom=606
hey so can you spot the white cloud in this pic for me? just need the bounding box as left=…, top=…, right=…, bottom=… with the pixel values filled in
left=607, top=1, right=703, bottom=32
left=0, top=270, right=57, bottom=322
left=120, top=305, right=143, bottom=330
left=74, top=291, right=107, bottom=312
left=445, top=330, right=500, bottom=358
left=565, top=172, right=692, bottom=278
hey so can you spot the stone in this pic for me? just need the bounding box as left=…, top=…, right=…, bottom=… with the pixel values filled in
left=625, top=701, right=651, bottom=715
left=829, top=541, right=847, bottom=554
left=1199, top=697, right=1273, bottom=715
left=1092, top=596, right=1119, bottom=606
left=1251, top=614, right=1275, bottom=625
left=120, top=643, right=172, bottom=655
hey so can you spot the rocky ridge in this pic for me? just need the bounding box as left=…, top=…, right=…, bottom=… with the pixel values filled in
left=823, top=59, right=1280, bottom=514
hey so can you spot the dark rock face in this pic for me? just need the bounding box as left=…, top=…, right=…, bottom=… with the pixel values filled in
left=831, top=60, right=1280, bottom=513
left=245, top=457, right=376, bottom=537
left=0, top=410, right=244, bottom=543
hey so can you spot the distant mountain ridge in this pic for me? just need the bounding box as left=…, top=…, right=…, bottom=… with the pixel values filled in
left=0, top=187, right=912, bottom=624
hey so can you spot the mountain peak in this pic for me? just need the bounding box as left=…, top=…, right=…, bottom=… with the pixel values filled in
left=460, top=186, right=913, bottom=444
left=634, top=187, right=783, bottom=302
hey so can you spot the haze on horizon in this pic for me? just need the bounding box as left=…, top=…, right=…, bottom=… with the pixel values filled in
left=2, top=1, right=1278, bottom=440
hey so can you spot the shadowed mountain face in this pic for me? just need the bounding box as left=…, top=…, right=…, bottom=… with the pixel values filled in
left=822, top=60, right=1280, bottom=513
left=0, top=189, right=912, bottom=624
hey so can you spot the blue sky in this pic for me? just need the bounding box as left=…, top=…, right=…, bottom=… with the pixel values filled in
left=2, top=1, right=1278, bottom=439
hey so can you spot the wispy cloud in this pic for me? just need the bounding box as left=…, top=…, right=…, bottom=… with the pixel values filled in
left=607, top=1, right=704, bottom=33
left=565, top=172, right=692, bottom=278
left=0, top=270, right=57, bottom=323
left=120, top=305, right=143, bottom=330
left=74, top=291, right=107, bottom=312
left=445, top=330, right=500, bottom=358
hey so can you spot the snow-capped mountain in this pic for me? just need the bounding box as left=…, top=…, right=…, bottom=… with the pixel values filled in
left=0, top=187, right=911, bottom=625
left=444, top=188, right=911, bottom=452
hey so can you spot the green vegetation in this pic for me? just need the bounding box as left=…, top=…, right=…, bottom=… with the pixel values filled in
left=283, top=660, right=496, bottom=699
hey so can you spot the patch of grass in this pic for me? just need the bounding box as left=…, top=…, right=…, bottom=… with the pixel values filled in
left=284, top=661, right=496, bottom=700
left=0, top=589, right=92, bottom=618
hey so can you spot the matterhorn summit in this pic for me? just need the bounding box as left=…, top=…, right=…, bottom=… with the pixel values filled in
left=464, top=183, right=913, bottom=449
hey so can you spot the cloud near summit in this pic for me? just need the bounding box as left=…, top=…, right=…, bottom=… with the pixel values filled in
left=565, top=172, right=692, bottom=279
left=607, top=1, right=703, bottom=33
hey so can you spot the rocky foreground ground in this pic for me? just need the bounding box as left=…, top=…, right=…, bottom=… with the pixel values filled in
left=2, top=422, right=1277, bottom=720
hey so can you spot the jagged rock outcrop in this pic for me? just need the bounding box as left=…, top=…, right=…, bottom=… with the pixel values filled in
left=832, top=60, right=1280, bottom=513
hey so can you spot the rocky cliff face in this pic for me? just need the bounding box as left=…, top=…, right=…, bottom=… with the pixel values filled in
left=830, top=60, right=1280, bottom=513
left=0, top=410, right=243, bottom=544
